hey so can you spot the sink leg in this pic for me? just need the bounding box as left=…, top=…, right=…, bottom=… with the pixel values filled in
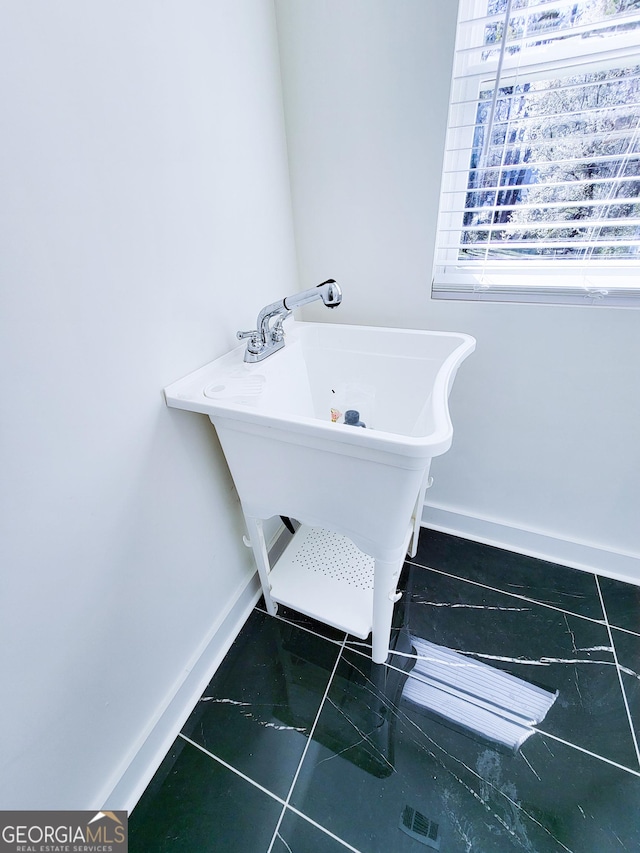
left=372, top=558, right=401, bottom=664
left=245, top=516, right=278, bottom=617
left=409, top=464, right=432, bottom=558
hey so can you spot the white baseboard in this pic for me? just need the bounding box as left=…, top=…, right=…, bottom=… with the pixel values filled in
left=101, top=570, right=262, bottom=814
left=422, top=503, right=640, bottom=586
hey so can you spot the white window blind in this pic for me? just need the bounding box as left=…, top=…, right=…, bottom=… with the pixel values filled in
left=433, top=0, right=640, bottom=305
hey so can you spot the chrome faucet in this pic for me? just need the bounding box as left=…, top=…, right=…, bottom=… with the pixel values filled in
left=237, top=279, right=342, bottom=363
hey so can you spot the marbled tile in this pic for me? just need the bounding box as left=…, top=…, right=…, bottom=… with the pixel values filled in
left=255, top=598, right=348, bottom=645
left=273, top=809, right=356, bottom=852
left=182, top=608, right=341, bottom=799
left=612, top=626, right=640, bottom=754
left=129, top=739, right=283, bottom=852
left=289, top=650, right=640, bottom=853
left=413, top=529, right=604, bottom=620
left=399, top=562, right=638, bottom=772
left=130, top=534, right=640, bottom=853
left=404, top=707, right=640, bottom=853
left=598, top=575, right=640, bottom=634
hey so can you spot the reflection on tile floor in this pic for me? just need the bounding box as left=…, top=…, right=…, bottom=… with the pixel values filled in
left=130, top=530, right=640, bottom=852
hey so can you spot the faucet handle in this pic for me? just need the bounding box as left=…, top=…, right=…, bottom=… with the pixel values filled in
left=236, top=329, right=262, bottom=354
left=271, top=310, right=292, bottom=342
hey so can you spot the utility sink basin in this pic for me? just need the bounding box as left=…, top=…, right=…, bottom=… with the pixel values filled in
left=165, top=320, right=474, bottom=661
left=165, top=320, right=475, bottom=562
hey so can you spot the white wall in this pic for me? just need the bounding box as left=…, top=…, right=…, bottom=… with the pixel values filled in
left=0, top=0, right=297, bottom=808
left=275, top=0, right=640, bottom=578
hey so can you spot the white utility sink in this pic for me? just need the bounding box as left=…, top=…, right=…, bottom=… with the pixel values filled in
left=165, top=319, right=475, bottom=662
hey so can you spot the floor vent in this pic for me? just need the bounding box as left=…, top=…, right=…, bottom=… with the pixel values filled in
left=399, top=805, right=441, bottom=849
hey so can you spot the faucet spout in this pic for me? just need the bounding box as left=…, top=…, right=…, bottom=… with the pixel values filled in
left=237, top=279, right=342, bottom=363
left=284, top=279, right=342, bottom=311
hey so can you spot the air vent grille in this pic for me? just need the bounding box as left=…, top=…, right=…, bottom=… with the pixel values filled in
left=399, top=805, right=441, bottom=849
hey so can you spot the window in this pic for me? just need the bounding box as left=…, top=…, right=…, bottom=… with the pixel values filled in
left=433, top=0, right=640, bottom=305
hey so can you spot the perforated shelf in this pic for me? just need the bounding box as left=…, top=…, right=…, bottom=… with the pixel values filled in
left=269, top=526, right=376, bottom=638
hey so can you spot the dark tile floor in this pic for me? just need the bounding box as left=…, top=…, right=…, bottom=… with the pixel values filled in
left=130, top=530, right=640, bottom=852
